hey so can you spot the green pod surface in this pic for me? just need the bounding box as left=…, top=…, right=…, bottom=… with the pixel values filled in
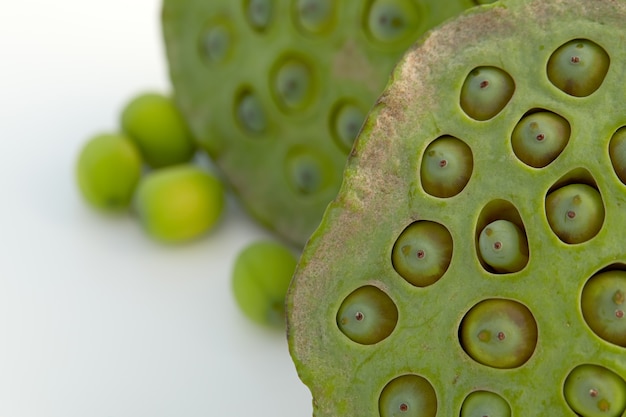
left=287, top=0, right=626, bottom=416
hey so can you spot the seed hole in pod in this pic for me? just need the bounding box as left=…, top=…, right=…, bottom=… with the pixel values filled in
left=609, top=127, right=626, bottom=185
left=293, top=0, right=336, bottom=35
left=420, top=136, right=473, bottom=198
left=459, top=298, right=538, bottom=369
left=379, top=374, right=437, bottom=417
left=391, top=221, right=453, bottom=287
left=271, top=55, right=315, bottom=112
left=284, top=145, right=333, bottom=196
left=199, top=18, right=235, bottom=64
left=245, top=0, right=273, bottom=31
left=581, top=269, right=626, bottom=347
left=235, top=89, right=267, bottom=134
left=563, top=364, right=626, bottom=417
left=545, top=179, right=605, bottom=244
left=460, top=390, right=511, bottom=417
left=460, top=66, right=515, bottom=121
left=336, top=285, right=398, bottom=345
left=330, top=100, right=366, bottom=153
left=547, top=39, right=610, bottom=97
left=511, top=110, right=571, bottom=168
left=364, top=0, right=421, bottom=44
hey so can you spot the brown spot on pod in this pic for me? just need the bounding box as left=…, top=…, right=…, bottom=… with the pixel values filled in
left=379, top=374, right=437, bottom=417
left=563, top=364, right=626, bottom=417
left=420, top=136, right=473, bottom=198
left=460, top=66, right=515, bottom=121
left=581, top=270, right=626, bottom=347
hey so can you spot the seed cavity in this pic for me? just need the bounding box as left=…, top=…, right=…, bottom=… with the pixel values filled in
left=199, top=19, right=234, bottom=64
left=293, top=0, right=336, bottom=35
left=331, top=101, right=366, bottom=152
left=336, top=285, right=398, bottom=345
left=365, top=0, right=421, bottom=44
left=379, top=374, right=437, bottom=417
left=420, top=136, right=473, bottom=198
left=284, top=146, right=332, bottom=196
left=271, top=55, right=315, bottom=111
left=459, top=298, right=538, bottom=369
left=609, top=127, right=626, bottom=185
left=511, top=110, right=571, bottom=168
left=391, top=221, right=453, bottom=287
left=460, top=66, right=515, bottom=121
left=245, top=0, right=273, bottom=31
left=460, top=391, right=511, bottom=417
left=236, top=89, right=267, bottom=134
left=478, top=220, right=529, bottom=274
left=581, top=270, right=626, bottom=347
left=547, top=39, right=610, bottom=97
left=563, top=364, right=626, bottom=417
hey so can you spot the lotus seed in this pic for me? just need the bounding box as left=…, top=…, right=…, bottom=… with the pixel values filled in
left=379, top=375, right=437, bottom=417
left=478, top=219, right=529, bottom=273
left=511, top=111, right=571, bottom=168
left=246, top=0, right=272, bottom=31
left=581, top=270, right=626, bottom=347
left=460, top=391, right=511, bottom=417
left=285, top=147, right=331, bottom=195
left=420, top=136, right=473, bottom=198
left=563, top=364, right=626, bottom=417
left=460, top=66, right=515, bottom=121
left=201, top=22, right=232, bottom=63
left=236, top=90, right=267, bottom=133
left=295, top=0, right=334, bottom=34
left=366, top=0, right=420, bottom=44
left=609, top=127, right=626, bottom=184
left=332, top=102, right=366, bottom=152
left=273, top=57, right=314, bottom=111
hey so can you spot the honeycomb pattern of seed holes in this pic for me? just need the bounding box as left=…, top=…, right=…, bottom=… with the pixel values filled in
left=511, top=110, right=571, bottom=168
left=563, top=364, right=626, bottom=417
left=293, top=0, right=336, bottom=35
left=547, top=39, right=610, bottom=98
left=460, top=390, right=511, bottom=417
left=460, top=66, right=515, bottom=121
left=235, top=89, right=267, bottom=134
left=609, top=127, right=626, bottom=185
left=245, top=0, right=273, bottom=32
left=581, top=270, right=626, bottom=348
left=336, top=285, right=398, bottom=345
left=199, top=18, right=235, bottom=65
left=420, top=136, right=473, bottom=198
left=545, top=182, right=605, bottom=244
left=378, top=374, right=437, bottom=417
left=364, top=0, right=421, bottom=45
left=330, top=100, right=367, bottom=153
left=284, top=146, right=333, bottom=196
left=391, top=221, right=453, bottom=287
left=271, top=55, right=315, bottom=112
left=459, top=298, right=538, bottom=369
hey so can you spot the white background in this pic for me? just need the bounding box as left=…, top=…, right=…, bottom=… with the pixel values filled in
left=0, top=1, right=313, bottom=416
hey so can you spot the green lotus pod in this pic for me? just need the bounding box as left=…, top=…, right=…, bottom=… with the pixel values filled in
left=460, top=391, right=511, bottom=417
left=378, top=374, right=437, bottom=417
left=609, top=127, right=626, bottom=185
left=459, top=66, right=515, bottom=121
left=477, top=219, right=529, bottom=273
left=581, top=270, right=626, bottom=347
left=287, top=0, right=626, bottom=415
left=510, top=111, right=571, bottom=168
left=420, top=136, right=473, bottom=198
left=563, top=364, right=626, bottom=417
left=162, top=0, right=491, bottom=247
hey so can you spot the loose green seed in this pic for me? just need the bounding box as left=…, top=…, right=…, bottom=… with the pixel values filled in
left=379, top=374, right=437, bottom=417
left=134, top=164, right=224, bottom=243
left=459, top=299, right=538, bottom=369
left=76, top=133, right=143, bottom=211
left=460, top=391, right=511, bottom=417
left=336, top=285, right=398, bottom=345
left=478, top=219, right=529, bottom=274
left=231, top=240, right=297, bottom=328
left=511, top=111, right=571, bottom=168
left=366, top=0, right=420, bottom=44
left=420, top=136, right=473, bottom=198
left=460, top=66, right=515, bottom=121
left=285, top=147, right=331, bottom=195
left=391, top=221, right=453, bottom=287
left=245, top=0, right=272, bottom=31
left=200, top=20, right=233, bottom=63
left=272, top=57, right=314, bottom=111
left=294, top=0, right=334, bottom=34
left=331, top=102, right=366, bottom=152
left=547, top=39, right=610, bottom=97
left=545, top=183, right=605, bottom=244
left=236, top=90, right=267, bottom=134
left=120, top=92, right=196, bottom=168
left=609, top=127, right=626, bottom=184
left=563, top=364, right=626, bottom=417
left=581, top=270, right=626, bottom=347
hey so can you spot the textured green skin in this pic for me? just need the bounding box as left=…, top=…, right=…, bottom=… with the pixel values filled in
left=161, top=0, right=488, bottom=247
left=287, top=0, right=626, bottom=415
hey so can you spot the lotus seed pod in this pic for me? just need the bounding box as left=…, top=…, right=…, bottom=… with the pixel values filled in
left=609, top=127, right=626, bottom=184
left=547, top=39, right=610, bottom=97
left=287, top=2, right=626, bottom=414
left=460, top=391, right=511, bottom=417
left=511, top=111, right=571, bottom=168
left=391, top=221, right=453, bottom=287
left=478, top=220, right=529, bottom=273
left=336, top=285, right=398, bottom=345
left=378, top=375, right=437, bottom=417
left=420, top=136, right=473, bottom=198
left=460, top=66, right=515, bottom=121
left=581, top=270, right=626, bottom=347
left=545, top=183, right=605, bottom=244
left=563, top=364, right=626, bottom=417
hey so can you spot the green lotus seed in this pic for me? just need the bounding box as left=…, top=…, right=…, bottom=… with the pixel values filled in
left=609, top=127, right=626, bottom=185
left=459, top=299, right=538, bottom=369
left=379, top=375, right=437, bottom=417
left=460, top=391, right=511, bottom=417
left=134, top=164, right=224, bottom=243
left=564, top=364, right=626, bottom=417
left=391, top=221, right=453, bottom=287
left=331, top=102, right=366, bottom=152
left=581, top=270, right=626, bottom=347
left=547, top=39, right=610, bottom=97
left=236, top=90, right=267, bottom=134
left=511, top=111, right=571, bottom=168
left=200, top=20, right=233, bottom=63
left=294, top=0, right=334, bottom=34
left=366, top=0, right=420, bottom=44
left=76, top=133, right=143, bottom=211
left=285, top=147, right=331, bottom=195
left=478, top=219, right=529, bottom=274
left=336, top=285, right=398, bottom=345
left=120, top=92, right=196, bottom=169
left=246, top=0, right=272, bottom=31
left=545, top=183, right=605, bottom=244
left=460, top=66, right=515, bottom=121
left=231, top=240, right=297, bottom=328
left=420, top=136, right=473, bottom=198
left=272, top=57, right=314, bottom=111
